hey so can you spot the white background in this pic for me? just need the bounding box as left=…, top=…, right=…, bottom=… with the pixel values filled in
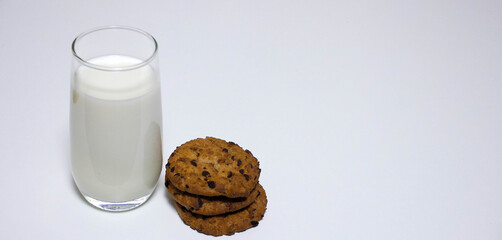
left=1, top=0, right=501, bottom=239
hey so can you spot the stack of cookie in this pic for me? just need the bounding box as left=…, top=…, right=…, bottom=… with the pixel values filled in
left=165, top=137, right=267, bottom=236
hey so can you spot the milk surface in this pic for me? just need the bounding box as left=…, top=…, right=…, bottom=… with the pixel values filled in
left=71, top=55, right=162, bottom=202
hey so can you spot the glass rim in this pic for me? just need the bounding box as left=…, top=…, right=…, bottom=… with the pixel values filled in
left=71, top=25, right=158, bottom=71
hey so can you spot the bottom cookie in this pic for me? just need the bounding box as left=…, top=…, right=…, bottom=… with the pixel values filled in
left=174, top=184, right=268, bottom=236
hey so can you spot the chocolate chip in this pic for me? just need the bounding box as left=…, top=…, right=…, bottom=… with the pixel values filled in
left=169, top=152, right=175, bottom=158
left=237, top=160, right=242, bottom=166
left=198, top=198, right=203, bottom=208
left=239, top=169, right=244, bottom=174
left=164, top=181, right=169, bottom=188
left=244, top=174, right=250, bottom=181
left=190, top=160, right=197, bottom=167
left=196, top=152, right=200, bottom=157
left=207, top=181, right=215, bottom=188
left=181, top=206, right=188, bottom=212
left=254, top=176, right=257, bottom=180
left=245, top=149, right=252, bottom=155
left=227, top=171, right=233, bottom=178
left=251, top=221, right=259, bottom=227
left=166, top=162, right=171, bottom=167
left=202, top=171, right=210, bottom=177
left=249, top=163, right=253, bottom=168
left=174, top=173, right=180, bottom=177
left=170, top=167, right=175, bottom=172
left=231, top=156, right=235, bottom=160
left=229, top=141, right=235, bottom=145
left=222, top=148, right=228, bottom=153
left=185, top=184, right=189, bottom=189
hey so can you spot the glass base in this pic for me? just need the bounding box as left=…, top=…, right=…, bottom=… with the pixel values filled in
left=83, top=194, right=152, bottom=212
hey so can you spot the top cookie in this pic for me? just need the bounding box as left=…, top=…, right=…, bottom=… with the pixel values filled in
left=166, top=137, right=260, bottom=198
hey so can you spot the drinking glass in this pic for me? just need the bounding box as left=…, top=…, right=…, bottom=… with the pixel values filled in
left=70, top=26, right=162, bottom=211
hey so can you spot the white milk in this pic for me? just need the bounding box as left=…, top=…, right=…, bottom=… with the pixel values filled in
left=70, top=55, right=162, bottom=203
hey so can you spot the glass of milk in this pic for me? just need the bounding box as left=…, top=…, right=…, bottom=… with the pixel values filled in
left=70, top=26, right=163, bottom=211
